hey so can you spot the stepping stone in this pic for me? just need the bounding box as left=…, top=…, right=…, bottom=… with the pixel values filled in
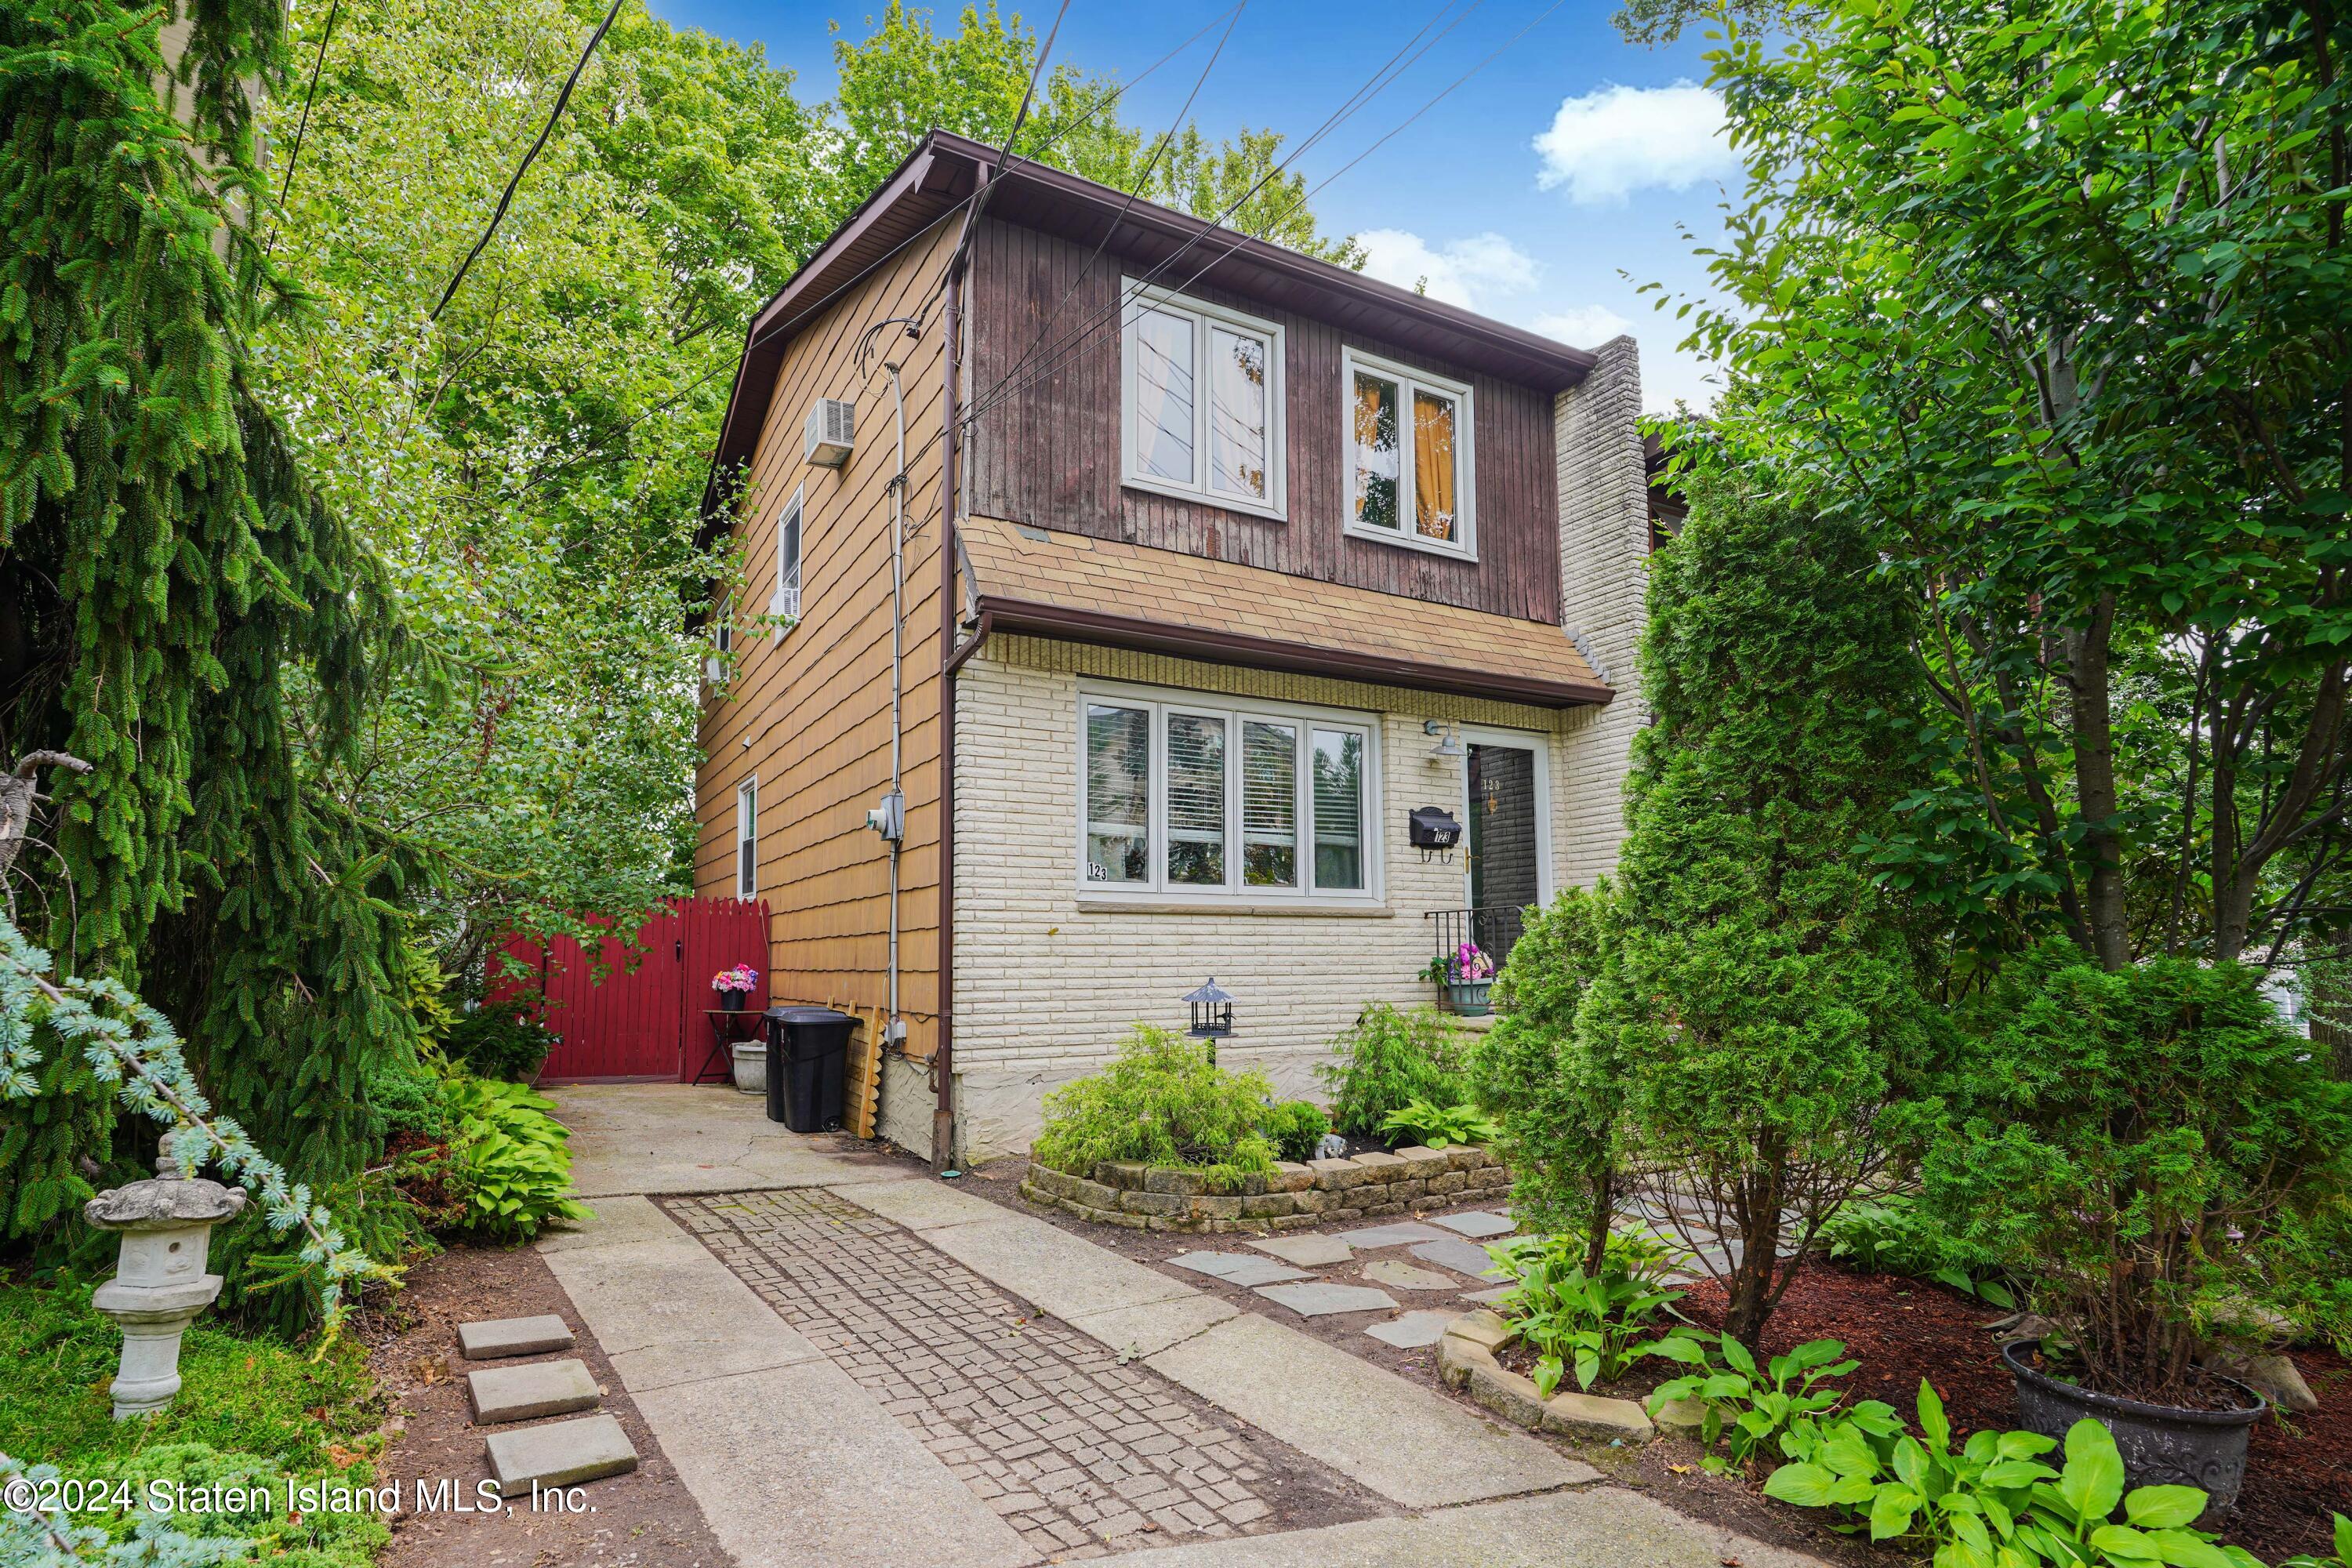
left=1464, top=1285, right=1515, bottom=1305
left=1247, top=1233, right=1353, bottom=1268
left=1333, top=1221, right=1452, bottom=1248
left=1410, top=1238, right=1508, bottom=1279
left=458, top=1315, right=575, bottom=1360
left=1362, top=1258, right=1461, bottom=1293
left=1254, top=1281, right=1399, bottom=1317
left=1365, top=1310, right=1458, bottom=1348
left=1167, top=1250, right=1309, bottom=1287
left=485, top=1413, right=637, bottom=1492
left=1432, top=1210, right=1516, bottom=1239
left=468, top=1357, right=601, bottom=1424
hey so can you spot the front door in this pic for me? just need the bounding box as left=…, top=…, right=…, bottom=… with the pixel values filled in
left=1463, top=736, right=1546, bottom=969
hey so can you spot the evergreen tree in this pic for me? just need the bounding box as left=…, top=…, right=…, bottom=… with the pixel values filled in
left=1574, top=459, right=1938, bottom=1349
left=0, top=0, right=420, bottom=1308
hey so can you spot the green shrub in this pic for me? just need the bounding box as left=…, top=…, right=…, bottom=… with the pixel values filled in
left=442, top=996, right=557, bottom=1082
left=1377, top=1098, right=1499, bottom=1150
left=1818, top=1194, right=2013, bottom=1308
left=1032, top=1025, right=1283, bottom=1186
left=1919, top=948, right=2352, bottom=1403
left=1486, top=1232, right=1684, bottom=1396
left=1471, top=883, right=1622, bottom=1267
left=1263, top=1099, right=1330, bottom=1163
left=444, top=1072, right=591, bottom=1238
left=363, top=1053, right=452, bottom=1146
left=1316, top=1004, right=1467, bottom=1138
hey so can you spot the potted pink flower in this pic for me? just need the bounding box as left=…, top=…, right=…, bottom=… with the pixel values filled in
left=1421, top=942, right=1497, bottom=1016
left=712, top=963, right=759, bottom=1011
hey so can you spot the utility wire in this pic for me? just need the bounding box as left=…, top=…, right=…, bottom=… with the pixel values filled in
left=431, top=0, right=626, bottom=322
left=963, top=0, right=1480, bottom=430
left=963, top=0, right=1564, bottom=438
left=263, top=0, right=343, bottom=257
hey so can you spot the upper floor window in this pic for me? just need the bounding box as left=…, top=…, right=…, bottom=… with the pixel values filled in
left=1343, top=347, right=1475, bottom=561
left=769, top=485, right=803, bottom=639
left=1080, top=686, right=1374, bottom=903
left=1120, top=282, right=1286, bottom=521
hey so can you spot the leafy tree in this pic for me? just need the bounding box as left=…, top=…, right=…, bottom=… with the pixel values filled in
left=1575, top=463, right=1940, bottom=1349
left=828, top=3, right=1360, bottom=260
left=0, top=0, right=422, bottom=1272
left=1682, top=0, right=2352, bottom=971
left=1470, top=881, right=1623, bottom=1271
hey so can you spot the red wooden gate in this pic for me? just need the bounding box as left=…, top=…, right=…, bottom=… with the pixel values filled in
left=497, top=897, right=770, bottom=1082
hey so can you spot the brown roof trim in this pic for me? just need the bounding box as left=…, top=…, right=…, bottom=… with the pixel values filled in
left=697, top=129, right=1606, bottom=540
left=972, top=595, right=1613, bottom=710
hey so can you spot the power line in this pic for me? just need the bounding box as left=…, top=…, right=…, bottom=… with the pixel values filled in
left=962, top=0, right=1564, bottom=437
left=263, top=0, right=343, bottom=256
left=962, top=0, right=1482, bottom=432
left=431, top=0, right=626, bottom=322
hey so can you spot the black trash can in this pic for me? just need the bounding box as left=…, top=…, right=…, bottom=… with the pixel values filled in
left=764, top=1006, right=851, bottom=1132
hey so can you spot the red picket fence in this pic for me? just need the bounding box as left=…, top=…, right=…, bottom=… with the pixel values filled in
left=495, top=896, right=770, bottom=1082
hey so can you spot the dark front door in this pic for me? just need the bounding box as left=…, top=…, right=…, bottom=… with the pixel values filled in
left=1465, top=743, right=1541, bottom=967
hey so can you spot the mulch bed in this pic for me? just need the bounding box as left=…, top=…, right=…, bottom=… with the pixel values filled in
left=1670, top=1263, right=2350, bottom=1565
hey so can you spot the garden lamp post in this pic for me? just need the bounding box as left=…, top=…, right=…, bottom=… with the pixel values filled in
left=1184, top=978, right=1235, bottom=1063
left=84, top=1131, right=246, bottom=1420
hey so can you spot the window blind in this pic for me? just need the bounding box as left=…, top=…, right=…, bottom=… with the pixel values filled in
left=1084, top=703, right=1150, bottom=884
left=1312, top=729, right=1364, bottom=891
left=1241, top=720, right=1298, bottom=887
left=1166, top=713, right=1226, bottom=886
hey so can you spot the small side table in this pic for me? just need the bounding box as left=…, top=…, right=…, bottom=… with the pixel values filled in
left=695, top=1007, right=764, bottom=1087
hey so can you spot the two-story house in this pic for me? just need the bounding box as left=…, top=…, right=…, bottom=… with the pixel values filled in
left=695, top=131, right=1651, bottom=1163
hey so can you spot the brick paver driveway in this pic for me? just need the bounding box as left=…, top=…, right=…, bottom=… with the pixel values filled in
left=663, top=1188, right=1372, bottom=1559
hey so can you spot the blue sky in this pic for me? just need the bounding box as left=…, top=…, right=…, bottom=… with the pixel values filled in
left=644, top=1, right=1737, bottom=412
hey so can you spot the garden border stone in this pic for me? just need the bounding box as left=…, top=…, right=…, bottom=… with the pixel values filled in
left=1436, top=1308, right=1656, bottom=1445
left=1019, top=1143, right=1509, bottom=1233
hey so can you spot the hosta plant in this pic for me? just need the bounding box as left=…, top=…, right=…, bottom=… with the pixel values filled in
left=1377, top=1098, right=1500, bottom=1150
left=444, top=1073, right=592, bottom=1238
left=1646, top=1330, right=1858, bottom=1475
left=1486, top=1232, right=1684, bottom=1396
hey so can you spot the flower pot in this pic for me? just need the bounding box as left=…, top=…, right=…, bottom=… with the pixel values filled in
left=2002, top=1340, right=2265, bottom=1510
left=1446, top=980, right=1493, bottom=1017
left=720, top=989, right=747, bottom=1012
left=730, top=1040, right=766, bottom=1095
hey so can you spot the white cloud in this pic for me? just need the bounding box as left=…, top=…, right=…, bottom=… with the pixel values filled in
left=1532, top=81, right=1736, bottom=205
left=1355, top=229, right=1539, bottom=310
left=1530, top=305, right=1635, bottom=347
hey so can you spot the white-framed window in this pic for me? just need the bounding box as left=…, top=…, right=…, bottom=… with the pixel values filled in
left=768, top=485, right=803, bottom=640
left=702, top=597, right=735, bottom=685
left=1120, top=281, right=1286, bottom=521
left=1341, top=347, right=1475, bottom=559
left=1078, top=685, right=1376, bottom=902
left=735, top=778, right=758, bottom=899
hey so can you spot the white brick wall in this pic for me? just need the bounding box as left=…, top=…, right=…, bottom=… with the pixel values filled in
left=1552, top=336, right=1650, bottom=887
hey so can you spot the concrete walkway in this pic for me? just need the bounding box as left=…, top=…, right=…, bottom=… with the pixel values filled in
left=540, top=1084, right=1824, bottom=1568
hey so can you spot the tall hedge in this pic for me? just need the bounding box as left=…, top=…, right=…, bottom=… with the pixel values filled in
left=1575, top=462, right=1940, bottom=1348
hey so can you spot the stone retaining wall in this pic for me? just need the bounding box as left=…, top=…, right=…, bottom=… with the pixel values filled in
left=1020, top=1145, right=1511, bottom=1233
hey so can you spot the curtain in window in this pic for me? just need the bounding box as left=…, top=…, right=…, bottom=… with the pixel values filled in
left=1242, top=720, right=1298, bottom=887
left=1412, top=390, right=1457, bottom=542
left=1352, top=370, right=1401, bottom=531
left=1207, top=327, right=1268, bottom=500
left=1312, top=729, right=1363, bottom=890
left=1085, top=704, right=1150, bottom=883
left=1133, top=307, right=1196, bottom=482
left=1166, top=713, right=1226, bottom=886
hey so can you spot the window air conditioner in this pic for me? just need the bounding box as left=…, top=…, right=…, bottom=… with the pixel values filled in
left=804, top=397, right=855, bottom=467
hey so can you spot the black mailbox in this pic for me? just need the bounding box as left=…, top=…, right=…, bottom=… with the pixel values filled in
left=1410, top=806, right=1463, bottom=862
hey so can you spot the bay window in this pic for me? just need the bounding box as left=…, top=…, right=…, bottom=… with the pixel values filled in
left=1121, top=282, right=1286, bottom=520
left=1080, top=689, right=1375, bottom=901
left=1342, top=347, right=1475, bottom=559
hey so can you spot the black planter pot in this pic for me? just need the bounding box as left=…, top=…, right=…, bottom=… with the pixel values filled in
left=720, top=990, right=746, bottom=1012
left=2003, top=1341, right=2265, bottom=1511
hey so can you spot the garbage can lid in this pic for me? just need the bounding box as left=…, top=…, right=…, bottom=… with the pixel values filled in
left=770, top=1005, right=852, bottom=1024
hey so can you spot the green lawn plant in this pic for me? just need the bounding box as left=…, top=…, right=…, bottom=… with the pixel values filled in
left=1032, top=1025, right=1283, bottom=1189
left=442, top=1073, right=591, bottom=1240
left=1262, top=1099, right=1330, bottom=1163
left=1644, top=1329, right=1860, bottom=1475
left=1316, top=1004, right=1468, bottom=1139
left=1376, top=1098, right=1498, bottom=1151
left=1486, top=1232, right=1684, bottom=1397
left=1820, top=1195, right=2016, bottom=1310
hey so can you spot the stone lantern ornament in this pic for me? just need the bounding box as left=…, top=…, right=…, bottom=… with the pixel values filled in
left=83, top=1131, right=247, bottom=1419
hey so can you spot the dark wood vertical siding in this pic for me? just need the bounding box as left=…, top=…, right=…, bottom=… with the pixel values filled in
left=964, top=219, right=1561, bottom=625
